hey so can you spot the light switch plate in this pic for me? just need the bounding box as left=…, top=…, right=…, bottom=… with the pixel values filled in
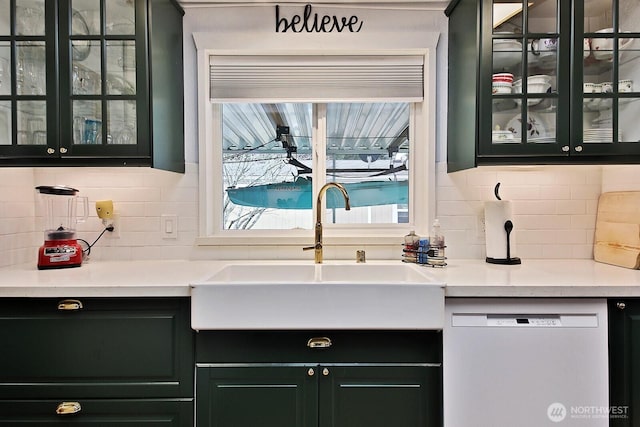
left=161, top=214, right=178, bottom=239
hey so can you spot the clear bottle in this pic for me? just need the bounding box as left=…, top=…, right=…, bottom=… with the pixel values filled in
left=428, top=219, right=446, bottom=266
left=430, top=219, right=444, bottom=248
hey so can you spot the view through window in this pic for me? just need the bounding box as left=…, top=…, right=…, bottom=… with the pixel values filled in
left=222, top=102, right=410, bottom=230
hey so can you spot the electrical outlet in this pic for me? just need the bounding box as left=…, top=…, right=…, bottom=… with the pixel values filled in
left=161, top=214, right=178, bottom=239
left=104, top=213, right=120, bottom=238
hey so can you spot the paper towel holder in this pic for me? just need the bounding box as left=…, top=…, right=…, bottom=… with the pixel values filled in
left=486, top=219, right=521, bottom=265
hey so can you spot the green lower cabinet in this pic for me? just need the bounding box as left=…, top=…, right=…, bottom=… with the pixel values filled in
left=609, top=299, right=640, bottom=426
left=196, top=365, right=440, bottom=427
left=0, top=298, right=194, bottom=426
left=319, top=365, right=440, bottom=427
left=0, top=399, right=192, bottom=426
left=197, top=366, right=317, bottom=427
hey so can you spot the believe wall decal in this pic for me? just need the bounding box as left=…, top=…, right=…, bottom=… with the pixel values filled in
left=275, top=5, right=364, bottom=33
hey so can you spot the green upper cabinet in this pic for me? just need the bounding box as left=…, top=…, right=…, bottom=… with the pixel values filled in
left=446, top=0, right=640, bottom=171
left=0, top=0, right=184, bottom=172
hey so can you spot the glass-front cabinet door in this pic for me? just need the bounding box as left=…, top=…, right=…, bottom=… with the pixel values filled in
left=579, top=0, right=640, bottom=154
left=0, top=0, right=52, bottom=155
left=473, top=0, right=640, bottom=162
left=482, top=0, right=568, bottom=158
left=60, top=0, right=148, bottom=160
left=0, top=0, right=149, bottom=162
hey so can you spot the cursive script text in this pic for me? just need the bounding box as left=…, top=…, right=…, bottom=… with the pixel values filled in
left=275, top=5, right=364, bottom=33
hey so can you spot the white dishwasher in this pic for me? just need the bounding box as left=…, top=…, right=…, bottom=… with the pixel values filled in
left=444, top=298, right=609, bottom=427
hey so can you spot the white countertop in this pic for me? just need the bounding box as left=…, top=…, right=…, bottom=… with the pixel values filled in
left=1, top=258, right=640, bottom=298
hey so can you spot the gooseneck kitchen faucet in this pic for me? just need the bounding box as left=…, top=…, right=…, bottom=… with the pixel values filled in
left=303, top=182, right=351, bottom=263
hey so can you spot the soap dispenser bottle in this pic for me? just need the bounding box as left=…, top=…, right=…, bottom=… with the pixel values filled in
left=428, top=219, right=446, bottom=266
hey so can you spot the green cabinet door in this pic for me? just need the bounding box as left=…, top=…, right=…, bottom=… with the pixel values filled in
left=319, top=365, right=441, bottom=427
left=609, top=299, right=639, bottom=426
left=196, top=365, right=441, bottom=427
left=0, top=399, right=192, bottom=426
left=0, top=0, right=184, bottom=171
left=196, top=366, right=318, bottom=427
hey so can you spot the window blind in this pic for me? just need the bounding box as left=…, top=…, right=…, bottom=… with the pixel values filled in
left=209, top=55, right=424, bottom=102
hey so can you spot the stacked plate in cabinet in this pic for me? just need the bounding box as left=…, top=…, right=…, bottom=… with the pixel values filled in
left=583, top=128, right=620, bottom=143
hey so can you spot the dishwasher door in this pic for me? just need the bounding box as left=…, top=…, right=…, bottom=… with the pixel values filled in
left=444, top=298, right=609, bottom=427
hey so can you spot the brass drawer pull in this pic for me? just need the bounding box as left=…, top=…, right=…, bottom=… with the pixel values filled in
left=57, top=299, right=83, bottom=311
left=56, top=401, right=81, bottom=415
left=307, top=337, right=332, bottom=349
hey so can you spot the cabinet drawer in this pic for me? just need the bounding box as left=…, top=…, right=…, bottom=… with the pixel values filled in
left=196, top=331, right=442, bottom=364
left=0, top=399, right=193, bottom=426
left=0, top=298, right=193, bottom=399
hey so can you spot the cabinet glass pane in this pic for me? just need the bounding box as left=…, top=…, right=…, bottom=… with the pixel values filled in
left=0, top=102, right=10, bottom=145
left=17, top=101, right=46, bottom=145
left=527, top=37, right=557, bottom=77
left=72, top=42, right=101, bottom=95
left=73, top=100, right=102, bottom=145
left=619, top=98, right=640, bottom=142
left=0, top=0, right=9, bottom=35
left=72, top=0, right=100, bottom=35
left=585, top=0, right=612, bottom=33
left=619, top=37, right=639, bottom=72
left=106, top=41, right=136, bottom=95
left=16, top=42, right=46, bottom=96
left=493, top=0, right=523, bottom=33
left=527, top=0, right=557, bottom=34
left=106, top=1, right=135, bottom=35
left=493, top=101, right=557, bottom=144
left=107, top=100, right=136, bottom=145
left=620, top=0, right=640, bottom=32
left=0, top=42, right=9, bottom=95
left=15, top=0, right=45, bottom=36
left=493, top=38, right=522, bottom=73
left=492, top=100, right=520, bottom=144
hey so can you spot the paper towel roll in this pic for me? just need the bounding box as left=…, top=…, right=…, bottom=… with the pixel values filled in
left=485, top=200, right=516, bottom=259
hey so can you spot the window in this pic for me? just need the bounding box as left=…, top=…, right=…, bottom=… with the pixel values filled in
left=222, top=102, right=410, bottom=230
left=194, top=42, right=438, bottom=246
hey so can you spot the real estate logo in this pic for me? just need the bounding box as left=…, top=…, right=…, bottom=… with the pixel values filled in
left=547, top=402, right=567, bottom=423
left=547, top=402, right=629, bottom=422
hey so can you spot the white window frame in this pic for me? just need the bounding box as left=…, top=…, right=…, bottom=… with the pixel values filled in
left=194, top=35, right=438, bottom=247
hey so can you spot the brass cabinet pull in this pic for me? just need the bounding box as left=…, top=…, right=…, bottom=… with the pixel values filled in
left=56, top=401, right=81, bottom=415
left=307, top=368, right=315, bottom=376
left=46, top=148, right=55, bottom=155
left=618, top=301, right=626, bottom=310
left=57, top=299, right=83, bottom=311
left=307, top=337, right=332, bottom=349
left=322, top=368, right=330, bottom=376
left=60, top=147, right=68, bottom=154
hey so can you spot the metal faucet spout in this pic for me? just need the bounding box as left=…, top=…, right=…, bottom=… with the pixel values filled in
left=303, top=182, right=351, bottom=263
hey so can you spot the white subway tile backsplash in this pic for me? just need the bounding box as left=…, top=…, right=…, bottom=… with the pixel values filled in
left=437, top=163, right=602, bottom=261
left=555, top=200, right=587, bottom=215
left=1, top=162, right=634, bottom=266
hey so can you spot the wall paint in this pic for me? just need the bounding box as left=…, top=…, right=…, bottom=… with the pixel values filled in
left=1, top=6, right=639, bottom=267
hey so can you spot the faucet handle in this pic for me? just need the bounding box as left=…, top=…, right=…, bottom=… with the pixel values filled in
left=303, top=245, right=316, bottom=251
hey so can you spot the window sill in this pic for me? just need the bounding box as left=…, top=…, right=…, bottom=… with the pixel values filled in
left=195, top=233, right=406, bottom=247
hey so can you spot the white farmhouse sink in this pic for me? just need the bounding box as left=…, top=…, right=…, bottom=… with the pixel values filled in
left=190, top=263, right=445, bottom=330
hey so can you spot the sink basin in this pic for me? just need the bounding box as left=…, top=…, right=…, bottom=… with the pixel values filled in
left=190, top=263, right=445, bottom=330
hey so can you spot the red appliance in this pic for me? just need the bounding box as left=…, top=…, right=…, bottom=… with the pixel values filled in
left=36, top=186, right=88, bottom=270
